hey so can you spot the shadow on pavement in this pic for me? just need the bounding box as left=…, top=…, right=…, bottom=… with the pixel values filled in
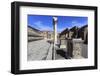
left=56, top=49, right=66, bottom=58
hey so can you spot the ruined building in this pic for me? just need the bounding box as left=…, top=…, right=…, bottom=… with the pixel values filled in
left=59, top=25, right=88, bottom=43
left=78, top=25, right=88, bottom=44
left=28, top=26, right=44, bottom=42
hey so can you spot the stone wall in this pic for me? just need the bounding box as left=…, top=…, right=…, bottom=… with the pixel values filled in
left=78, top=25, right=88, bottom=44
left=28, top=26, right=44, bottom=42
left=59, top=25, right=88, bottom=44
left=59, top=25, right=88, bottom=59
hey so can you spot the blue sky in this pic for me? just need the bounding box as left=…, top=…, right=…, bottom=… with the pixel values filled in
left=28, top=15, right=88, bottom=33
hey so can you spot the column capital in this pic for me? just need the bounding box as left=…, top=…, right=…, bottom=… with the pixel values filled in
left=53, top=17, right=58, bottom=21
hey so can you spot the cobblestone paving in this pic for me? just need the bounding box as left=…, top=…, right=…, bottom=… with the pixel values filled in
left=27, top=39, right=51, bottom=61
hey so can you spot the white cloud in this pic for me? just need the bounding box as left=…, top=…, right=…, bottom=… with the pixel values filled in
left=72, top=21, right=77, bottom=24
left=71, top=21, right=87, bottom=28
left=34, top=21, right=53, bottom=31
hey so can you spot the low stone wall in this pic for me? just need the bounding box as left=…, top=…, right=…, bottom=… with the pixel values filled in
left=59, top=38, right=86, bottom=59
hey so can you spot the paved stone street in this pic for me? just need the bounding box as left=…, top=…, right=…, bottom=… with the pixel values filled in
left=28, top=39, right=52, bottom=61
left=28, top=39, right=87, bottom=61
left=28, top=39, right=66, bottom=61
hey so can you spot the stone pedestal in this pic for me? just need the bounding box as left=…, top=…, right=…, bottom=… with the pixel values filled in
left=72, top=38, right=83, bottom=59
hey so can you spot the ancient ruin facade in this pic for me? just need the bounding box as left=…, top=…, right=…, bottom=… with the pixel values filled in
left=59, top=25, right=88, bottom=59
left=59, top=25, right=88, bottom=42
left=69, top=26, right=79, bottom=39
left=59, top=28, right=69, bottom=39
left=78, top=25, right=88, bottom=44
left=42, top=31, right=54, bottom=40
left=28, top=26, right=44, bottom=42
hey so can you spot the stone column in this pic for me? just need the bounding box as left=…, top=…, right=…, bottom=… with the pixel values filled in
left=53, top=17, right=58, bottom=44
left=53, top=17, right=58, bottom=60
left=72, top=38, right=83, bottom=59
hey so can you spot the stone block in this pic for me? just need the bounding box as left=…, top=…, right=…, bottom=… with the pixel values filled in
left=72, top=38, right=84, bottom=59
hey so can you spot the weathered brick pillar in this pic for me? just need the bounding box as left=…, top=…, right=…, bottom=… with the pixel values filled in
left=72, top=38, right=83, bottom=59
